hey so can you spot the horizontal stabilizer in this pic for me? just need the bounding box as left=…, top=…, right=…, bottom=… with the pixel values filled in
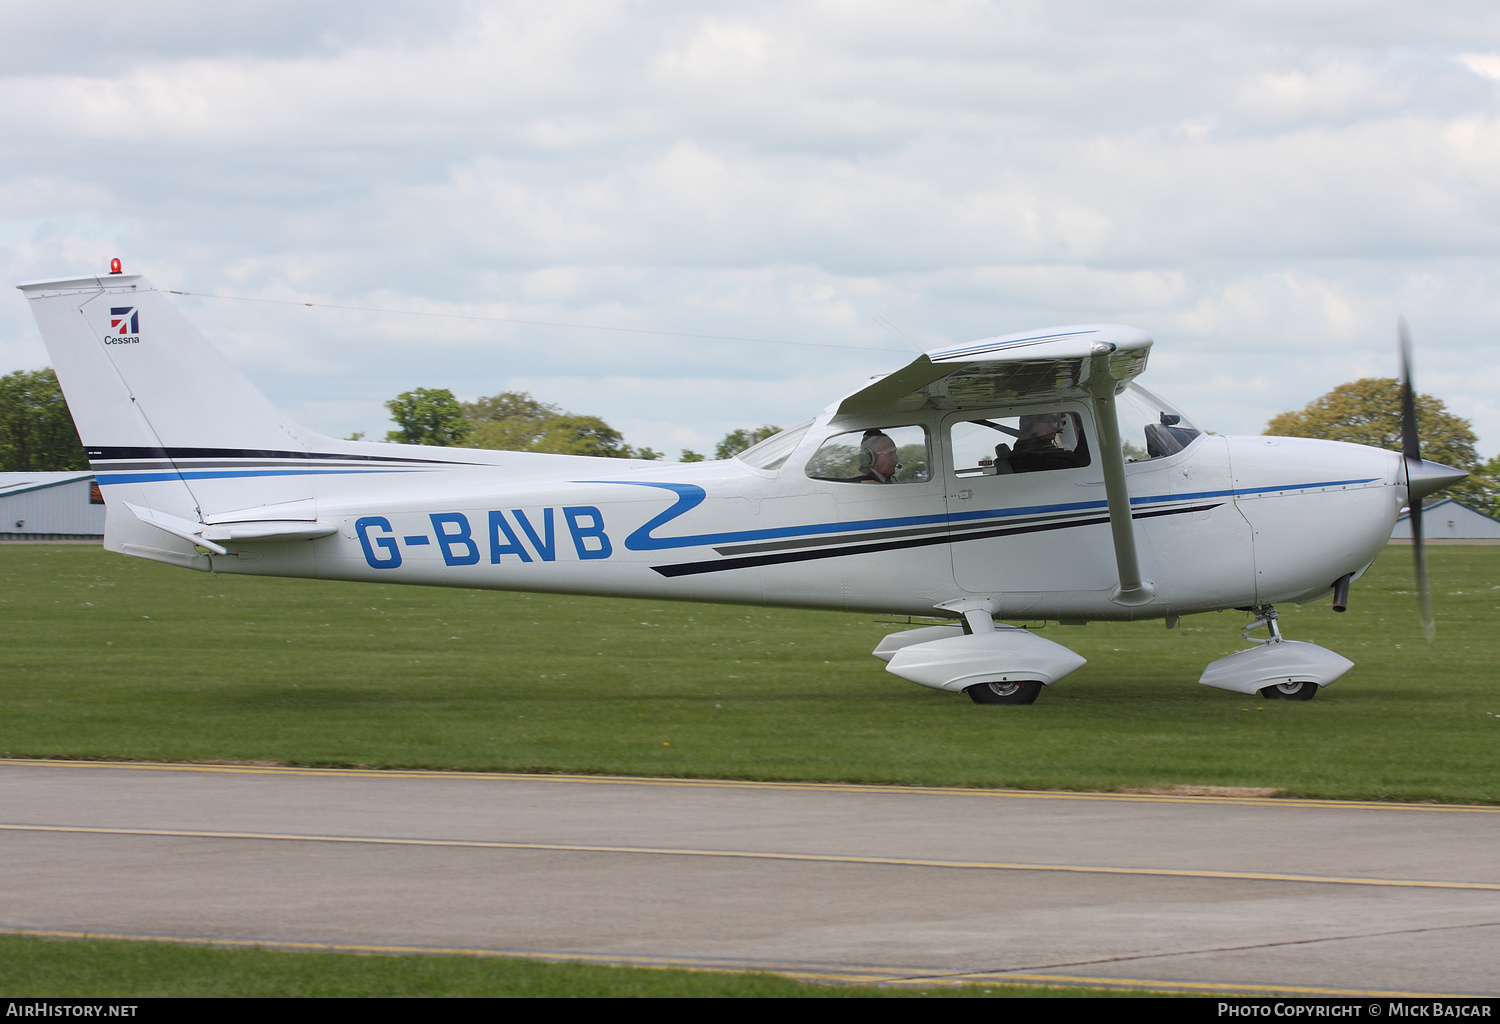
left=200, top=521, right=338, bottom=543
left=123, top=501, right=335, bottom=555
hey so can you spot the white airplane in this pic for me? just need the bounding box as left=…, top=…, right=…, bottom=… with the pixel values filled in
left=18, top=262, right=1466, bottom=704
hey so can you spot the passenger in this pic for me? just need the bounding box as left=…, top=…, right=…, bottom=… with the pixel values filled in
left=1009, top=412, right=1090, bottom=473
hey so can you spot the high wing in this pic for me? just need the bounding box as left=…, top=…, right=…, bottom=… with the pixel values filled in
left=831, top=324, right=1152, bottom=420
left=834, top=324, right=1157, bottom=605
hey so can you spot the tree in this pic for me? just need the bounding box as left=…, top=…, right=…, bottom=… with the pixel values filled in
left=715, top=425, right=782, bottom=461
left=385, top=388, right=473, bottom=446
left=0, top=368, right=88, bottom=472
left=462, top=392, right=564, bottom=451
left=679, top=449, right=706, bottom=463
left=1264, top=378, right=1487, bottom=504
left=461, top=390, right=660, bottom=459
left=533, top=414, right=634, bottom=458
left=1466, top=455, right=1500, bottom=518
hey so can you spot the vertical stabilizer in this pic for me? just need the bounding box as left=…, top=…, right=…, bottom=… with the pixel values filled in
left=18, top=270, right=322, bottom=529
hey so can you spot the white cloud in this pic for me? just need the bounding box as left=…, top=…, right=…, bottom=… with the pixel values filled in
left=3, top=1, right=1500, bottom=456
left=1456, top=52, right=1500, bottom=82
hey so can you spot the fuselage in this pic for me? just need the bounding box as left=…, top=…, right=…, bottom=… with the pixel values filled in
left=19, top=270, right=1405, bottom=625
left=102, top=412, right=1405, bottom=623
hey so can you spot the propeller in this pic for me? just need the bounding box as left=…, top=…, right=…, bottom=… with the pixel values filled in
left=1397, top=318, right=1433, bottom=642
left=1398, top=318, right=1469, bottom=643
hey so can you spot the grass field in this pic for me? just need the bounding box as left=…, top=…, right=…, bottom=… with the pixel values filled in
left=2, top=542, right=1497, bottom=802
left=1, top=934, right=1146, bottom=998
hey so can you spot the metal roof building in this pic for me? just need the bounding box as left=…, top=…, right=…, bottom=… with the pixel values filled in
left=0, top=472, right=106, bottom=540
left=1390, top=497, right=1500, bottom=542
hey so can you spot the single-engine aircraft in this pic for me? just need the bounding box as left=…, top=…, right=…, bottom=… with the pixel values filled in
left=18, top=263, right=1467, bottom=704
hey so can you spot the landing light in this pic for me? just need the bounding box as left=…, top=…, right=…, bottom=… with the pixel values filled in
left=109, top=258, right=122, bottom=274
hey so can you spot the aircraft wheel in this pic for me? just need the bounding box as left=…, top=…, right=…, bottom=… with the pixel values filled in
left=1258, top=681, right=1318, bottom=701
left=965, top=680, right=1043, bottom=705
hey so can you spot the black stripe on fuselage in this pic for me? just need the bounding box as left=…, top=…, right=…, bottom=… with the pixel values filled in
left=651, top=503, right=1220, bottom=578
left=86, top=446, right=474, bottom=466
left=94, top=459, right=436, bottom=472
left=711, top=510, right=1065, bottom=556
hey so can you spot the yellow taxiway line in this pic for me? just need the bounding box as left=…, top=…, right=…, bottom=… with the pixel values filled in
left=4, top=821, right=1498, bottom=892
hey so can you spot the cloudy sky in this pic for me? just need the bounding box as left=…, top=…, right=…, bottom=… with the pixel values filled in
left=4, top=1, right=1500, bottom=458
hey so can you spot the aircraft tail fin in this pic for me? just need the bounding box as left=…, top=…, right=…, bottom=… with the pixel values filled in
left=19, top=266, right=599, bottom=566
left=18, top=268, right=332, bottom=534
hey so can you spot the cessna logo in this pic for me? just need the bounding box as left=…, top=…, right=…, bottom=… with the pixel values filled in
left=105, top=306, right=140, bottom=344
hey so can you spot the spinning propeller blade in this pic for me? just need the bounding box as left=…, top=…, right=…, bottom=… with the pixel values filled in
left=1398, top=317, right=1435, bottom=643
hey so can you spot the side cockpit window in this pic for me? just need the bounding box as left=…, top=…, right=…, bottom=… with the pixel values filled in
left=951, top=412, right=1091, bottom=478
left=805, top=425, right=931, bottom=484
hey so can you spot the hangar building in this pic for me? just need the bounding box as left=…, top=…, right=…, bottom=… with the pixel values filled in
left=0, top=472, right=105, bottom=540
left=1390, top=497, right=1500, bottom=542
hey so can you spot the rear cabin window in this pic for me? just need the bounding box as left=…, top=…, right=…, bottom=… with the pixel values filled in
left=950, top=412, right=1091, bottom=477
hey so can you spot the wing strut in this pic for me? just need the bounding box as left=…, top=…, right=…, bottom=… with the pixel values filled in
left=1086, top=347, right=1155, bottom=606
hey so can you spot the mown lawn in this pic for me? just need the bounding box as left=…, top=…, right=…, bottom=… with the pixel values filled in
left=2, top=543, right=1496, bottom=802
left=0, top=934, right=1150, bottom=998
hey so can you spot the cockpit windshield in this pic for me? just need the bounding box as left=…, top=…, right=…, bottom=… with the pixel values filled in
left=735, top=420, right=813, bottom=471
left=1114, top=383, right=1201, bottom=461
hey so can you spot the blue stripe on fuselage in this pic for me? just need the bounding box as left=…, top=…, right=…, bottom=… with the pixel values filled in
left=579, top=477, right=1380, bottom=552
left=92, top=469, right=1380, bottom=553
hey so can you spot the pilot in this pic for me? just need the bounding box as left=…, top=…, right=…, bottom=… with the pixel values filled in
left=851, top=430, right=900, bottom=483
left=1009, top=412, right=1090, bottom=473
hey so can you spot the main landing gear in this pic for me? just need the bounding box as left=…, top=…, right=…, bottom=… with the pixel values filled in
left=873, top=599, right=1355, bottom=705
left=1197, top=604, right=1353, bottom=699
left=965, top=679, right=1044, bottom=705
left=872, top=601, right=1086, bottom=706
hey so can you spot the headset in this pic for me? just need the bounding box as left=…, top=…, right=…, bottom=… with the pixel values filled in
left=859, top=430, right=897, bottom=476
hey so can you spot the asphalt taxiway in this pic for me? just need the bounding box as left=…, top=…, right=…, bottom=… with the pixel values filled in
left=1, top=759, right=1497, bottom=995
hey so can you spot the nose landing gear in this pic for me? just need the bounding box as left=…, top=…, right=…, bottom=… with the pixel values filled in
left=1198, top=604, right=1353, bottom=699
left=1259, top=680, right=1319, bottom=701
left=1238, top=607, right=1319, bottom=698
left=1242, top=605, right=1284, bottom=643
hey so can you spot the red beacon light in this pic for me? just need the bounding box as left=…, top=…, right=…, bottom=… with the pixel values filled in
left=109, top=258, right=122, bottom=275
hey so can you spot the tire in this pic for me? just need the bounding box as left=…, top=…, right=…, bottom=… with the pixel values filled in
left=966, top=680, right=1043, bottom=705
left=1258, top=681, right=1318, bottom=701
